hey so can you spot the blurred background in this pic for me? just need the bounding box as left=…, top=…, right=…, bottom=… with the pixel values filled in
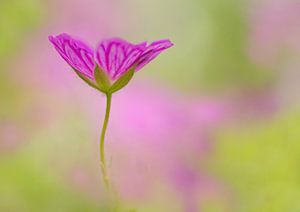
left=1, top=0, right=300, bottom=211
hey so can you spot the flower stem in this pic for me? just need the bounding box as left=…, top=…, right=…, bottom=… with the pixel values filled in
left=100, top=92, right=112, bottom=191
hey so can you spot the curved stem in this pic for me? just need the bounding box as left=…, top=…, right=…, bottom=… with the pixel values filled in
left=100, top=93, right=112, bottom=190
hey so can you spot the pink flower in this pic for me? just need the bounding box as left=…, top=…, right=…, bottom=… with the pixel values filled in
left=49, top=33, right=173, bottom=84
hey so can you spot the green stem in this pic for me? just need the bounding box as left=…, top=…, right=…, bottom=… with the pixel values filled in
left=100, top=93, right=112, bottom=191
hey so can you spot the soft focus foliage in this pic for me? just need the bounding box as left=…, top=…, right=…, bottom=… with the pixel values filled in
left=211, top=111, right=300, bottom=211
left=0, top=0, right=41, bottom=59
left=1, top=0, right=300, bottom=211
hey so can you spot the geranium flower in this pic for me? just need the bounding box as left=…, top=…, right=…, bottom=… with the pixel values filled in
left=49, top=33, right=173, bottom=93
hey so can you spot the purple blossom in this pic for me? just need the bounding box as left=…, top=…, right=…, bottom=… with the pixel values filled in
left=49, top=33, right=173, bottom=81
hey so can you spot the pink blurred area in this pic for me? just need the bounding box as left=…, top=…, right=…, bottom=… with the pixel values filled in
left=249, top=0, right=300, bottom=108
left=249, top=0, right=300, bottom=66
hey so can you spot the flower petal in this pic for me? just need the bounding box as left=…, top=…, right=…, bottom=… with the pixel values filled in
left=135, top=39, right=174, bottom=71
left=49, top=33, right=95, bottom=79
left=95, top=38, right=146, bottom=80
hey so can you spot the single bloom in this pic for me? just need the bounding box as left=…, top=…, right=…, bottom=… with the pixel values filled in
left=49, top=33, right=173, bottom=92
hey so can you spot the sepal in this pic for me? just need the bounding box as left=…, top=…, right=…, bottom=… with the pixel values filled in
left=109, top=67, right=135, bottom=93
left=73, top=66, right=135, bottom=94
left=94, top=65, right=111, bottom=92
left=73, top=68, right=101, bottom=91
